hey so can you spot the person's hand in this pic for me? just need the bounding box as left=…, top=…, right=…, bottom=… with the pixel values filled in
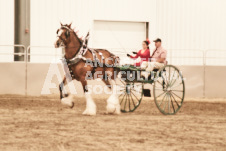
left=132, top=51, right=137, bottom=54
left=127, top=54, right=131, bottom=57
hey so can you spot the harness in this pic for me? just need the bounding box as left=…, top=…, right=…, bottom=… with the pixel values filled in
left=62, top=42, right=103, bottom=80
left=59, top=27, right=119, bottom=80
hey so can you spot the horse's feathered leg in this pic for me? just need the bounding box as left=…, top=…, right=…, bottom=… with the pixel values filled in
left=59, top=76, right=74, bottom=108
left=106, top=79, right=120, bottom=114
left=102, top=79, right=112, bottom=90
left=81, top=80, right=96, bottom=115
left=59, top=81, right=64, bottom=99
left=59, top=76, right=67, bottom=99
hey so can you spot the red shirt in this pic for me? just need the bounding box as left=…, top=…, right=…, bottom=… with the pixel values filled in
left=130, top=49, right=150, bottom=66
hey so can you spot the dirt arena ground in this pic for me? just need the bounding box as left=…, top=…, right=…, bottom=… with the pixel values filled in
left=0, top=95, right=225, bottom=151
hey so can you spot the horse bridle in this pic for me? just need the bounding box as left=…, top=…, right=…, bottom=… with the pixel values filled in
left=56, top=26, right=71, bottom=44
left=56, top=26, right=83, bottom=49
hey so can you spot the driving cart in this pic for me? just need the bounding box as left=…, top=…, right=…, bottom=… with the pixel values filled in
left=115, top=64, right=185, bottom=115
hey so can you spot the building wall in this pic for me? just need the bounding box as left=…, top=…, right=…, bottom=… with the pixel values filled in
left=29, top=0, right=156, bottom=47
left=156, top=0, right=226, bottom=50
left=0, top=0, right=14, bottom=62
left=29, top=0, right=226, bottom=66
left=1, top=0, right=226, bottom=50
left=0, top=0, right=14, bottom=45
left=29, top=0, right=226, bottom=50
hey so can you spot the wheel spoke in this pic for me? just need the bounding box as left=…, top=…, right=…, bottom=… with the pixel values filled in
left=170, top=82, right=182, bottom=89
left=131, top=89, right=142, bottom=94
left=170, top=92, right=180, bottom=108
left=124, top=94, right=128, bottom=110
left=163, top=94, right=168, bottom=112
left=156, top=91, right=167, bottom=98
left=169, top=79, right=177, bottom=87
left=170, top=72, right=183, bottom=88
left=171, top=91, right=182, bottom=100
left=170, top=94, right=176, bottom=113
left=164, top=71, right=169, bottom=86
left=120, top=93, right=126, bottom=105
left=159, top=92, right=167, bottom=106
left=119, top=91, right=125, bottom=97
left=131, top=91, right=140, bottom=101
left=120, top=79, right=126, bottom=84
left=128, top=93, right=131, bottom=111
left=168, top=69, right=175, bottom=86
left=171, top=90, right=183, bottom=92
left=155, top=88, right=164, bottom=90
left=130, top=92, right=136, bottom=108
left=117, top=85, right=126, bottom=88
left=157, top=80, right=162, bottom=86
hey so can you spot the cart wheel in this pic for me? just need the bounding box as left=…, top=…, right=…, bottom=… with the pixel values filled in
left=116, top=78, right=143, bottom=113
left=153, top=65, right=185, bottom=115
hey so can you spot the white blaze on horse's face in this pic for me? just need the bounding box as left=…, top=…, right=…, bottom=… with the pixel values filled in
left=58, top=29, right=63, bottom=37
left=55, top=29, right=65, bottom=48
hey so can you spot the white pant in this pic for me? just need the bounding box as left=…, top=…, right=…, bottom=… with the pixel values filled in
left=141, top=61, right=165, bottom=72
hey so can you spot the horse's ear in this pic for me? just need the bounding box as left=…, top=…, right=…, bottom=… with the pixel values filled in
left=60, top=22, right=63, bottom=26
left=68, top=23, right=72, bottom=28
left=56, top=29, right=59, bottom=34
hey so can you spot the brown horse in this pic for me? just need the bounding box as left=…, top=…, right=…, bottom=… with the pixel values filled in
left=54, top=23, right=120, bottom=115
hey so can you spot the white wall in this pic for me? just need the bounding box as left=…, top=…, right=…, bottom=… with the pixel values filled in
left=0, top=0, right=14, bottom=62
left=30, top=0, right=155, bottom=47
left=156, top=0, right=226, bottom=50
left=156, top=0, right=226, bottom=65
left=30, top=0, right=95, bottom=46
left=30, top=0, right=226, bottom=49
left=1, top=0, right=226, bottom=64
left=0, top=0, right=14, bottom=45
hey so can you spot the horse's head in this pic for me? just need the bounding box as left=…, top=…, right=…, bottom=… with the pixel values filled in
left=54, top=23, right=72, bottom=48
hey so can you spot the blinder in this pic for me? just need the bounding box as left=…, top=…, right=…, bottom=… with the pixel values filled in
left=65, top=30, right=70, bottom=38
left=56, top=26, right=71, bottom=43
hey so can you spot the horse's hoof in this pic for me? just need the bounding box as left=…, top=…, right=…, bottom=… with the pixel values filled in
left=106, top=104, right=121, bottom=115
left=70, top=102, right=74, bottom=108
left=61, top=95, right=74, bottom=108
left=82, top=109, right=96, bottom=116
left=115, top=106, right=121, bottom=114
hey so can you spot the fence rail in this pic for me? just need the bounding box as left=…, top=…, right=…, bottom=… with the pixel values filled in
left=1, top=45, right=226, bottom=65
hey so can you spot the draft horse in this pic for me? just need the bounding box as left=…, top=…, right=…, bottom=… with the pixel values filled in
left=55, top=23, right=120, bottom=115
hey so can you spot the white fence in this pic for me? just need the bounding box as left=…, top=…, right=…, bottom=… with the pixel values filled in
left=0, top=45, right=226, bottom=98
left=1, top=45, right=226, bottom=65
